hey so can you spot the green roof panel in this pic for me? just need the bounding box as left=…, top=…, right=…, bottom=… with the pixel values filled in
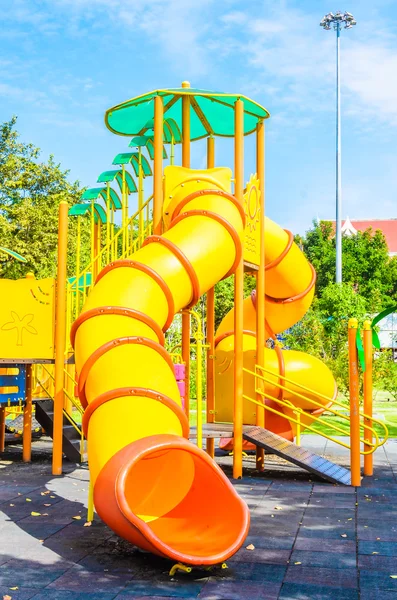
left=105, top=87, right=270, bottom=140
left=68, top=203, right=107, bottom=224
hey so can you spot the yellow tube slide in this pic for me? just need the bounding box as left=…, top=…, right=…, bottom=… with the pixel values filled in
left=215, top=215, right=336, bottom=439
left=72, top=166, right=249, bottom=565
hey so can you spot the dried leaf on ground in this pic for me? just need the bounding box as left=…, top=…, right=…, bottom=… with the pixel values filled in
left=84, top=521, right=92, bottom=527
left=72, top=515, right=81, bottom=520
left=246, top=544, right=255, bottom=550
left=31, top=512, right=41, bottom=517
left=341, top=534, right=347, bottom=538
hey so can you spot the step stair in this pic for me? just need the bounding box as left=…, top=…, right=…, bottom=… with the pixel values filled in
left=35, top=400, right=86, bottom=464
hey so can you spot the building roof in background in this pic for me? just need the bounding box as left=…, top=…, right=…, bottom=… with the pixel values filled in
left=331, top=217, right=397, bottom=254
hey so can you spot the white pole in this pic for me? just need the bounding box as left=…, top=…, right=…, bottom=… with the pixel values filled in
left=335, top=21, right=342, bottom=283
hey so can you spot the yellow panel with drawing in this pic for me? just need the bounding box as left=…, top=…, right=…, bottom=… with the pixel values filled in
left=0, top=277, right=55, bottom=360
left=243, top=174, right=261, bottom=267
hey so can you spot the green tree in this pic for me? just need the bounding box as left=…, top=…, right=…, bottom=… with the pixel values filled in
left=299, top=220, right=397, bottom=310
left=0, top=117, right=89, bottom=279
left=285, top=283, right=368, bottom=394
left=214, top=273, right=256, bottom=329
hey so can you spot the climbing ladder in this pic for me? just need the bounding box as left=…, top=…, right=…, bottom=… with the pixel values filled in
left=35, top=399, right=86, bottom=463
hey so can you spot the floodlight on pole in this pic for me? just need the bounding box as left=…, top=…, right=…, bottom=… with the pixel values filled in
left=320, top=11, right=356, bottom=284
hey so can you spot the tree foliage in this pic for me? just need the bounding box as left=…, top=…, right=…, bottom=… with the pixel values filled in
left=297, top=220, right=397, bottom=311
left=0, top=117, right=89, bottom=279
left=285, top=283, right=368, bottom=394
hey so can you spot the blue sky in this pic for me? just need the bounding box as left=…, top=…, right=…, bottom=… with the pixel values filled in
left=1, top=0, right=396, bottom=233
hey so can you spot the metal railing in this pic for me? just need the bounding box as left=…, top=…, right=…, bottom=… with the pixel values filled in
left=66, top=195, right=153, bottom=336
left=242, top=364, right=388, bottom=455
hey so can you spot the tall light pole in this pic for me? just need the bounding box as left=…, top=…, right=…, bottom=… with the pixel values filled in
left=320, top=11, right=356, bottom=283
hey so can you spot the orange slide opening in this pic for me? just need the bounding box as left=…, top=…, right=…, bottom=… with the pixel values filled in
left=94, top=435, right=250, bottom=565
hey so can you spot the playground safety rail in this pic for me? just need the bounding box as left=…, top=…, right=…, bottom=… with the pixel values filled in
left=242, top=364, right=388, bottom=455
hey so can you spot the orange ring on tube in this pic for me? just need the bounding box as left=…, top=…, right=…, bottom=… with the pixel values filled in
left=82, top=387, right=189, bottom=438
left=70, top=307, right=165, bottom=349
left=266, top=264, right=316, bottom=304
left=214, top=329, right=256, bottom=348
left=95, top=260, right=175, bottom=331
left=265, top=230, right=294, bottom=271
left=143, top=236, right=200, bottom=309
left=171, top=189, right=246, bottom=227
left=169, top=210, right=242, bottom=277
left=78, top=336, right=175, bottom=409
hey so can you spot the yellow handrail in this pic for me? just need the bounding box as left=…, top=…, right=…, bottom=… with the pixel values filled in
left=253, top=364, right=388, bottom=444
left=242, top=365, right=388, bottom=455
left=67, top=195, right=153, bottom=297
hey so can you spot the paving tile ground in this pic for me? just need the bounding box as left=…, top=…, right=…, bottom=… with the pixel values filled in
left=1, top=436, right=397, bottom=599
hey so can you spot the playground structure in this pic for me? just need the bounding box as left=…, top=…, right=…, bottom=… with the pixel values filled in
left=0, top=83, right=390, bottom=567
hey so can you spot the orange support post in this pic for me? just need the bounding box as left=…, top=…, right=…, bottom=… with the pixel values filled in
left=52, top=201, right=68, bottom=475
left=348, top=318, right=361, bottom=486
left=153, top=95, right=164, bottom=236
left=363, top=320, right=373, bottom=476
left=233, top=99, right=244, bottom=479
left=255, top=120, right=266, bottom=472
left=206, top=135, right=215, bottom=457
left=181, top=81, right=191, bottom=420
left=0, top=407, right=6, bottom=453
left=22, top=363, right=33, bottom=462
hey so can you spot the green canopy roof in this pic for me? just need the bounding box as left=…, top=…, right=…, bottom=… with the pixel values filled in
left=69, top=203, right=107, bottom=224
left=105, top=86, right=270, bottom=140
left=0, top=247, right=27, bottom=262
left=97, top=170, right=137, bottom=193
left=129, top=135, right=168, bottom=160
left=81, top=187, right=122, bottom=210
left=112, top=152, right=152, bottom=177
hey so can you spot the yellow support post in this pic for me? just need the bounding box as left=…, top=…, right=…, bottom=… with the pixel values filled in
left=348, top=318, right=361, bottom=486
left=0, top=407, right=5, bottom=453
left=233, top=98, right=244, bottom=480
left=90, top=199, right=95, bottom=270
left=75, top=216, right=81, bottom=319
left=153, top=95, right=163, bottom=236
left=196, top=322, right=203, bottom=450
left=121, top=164, right=126, bottom=255
left=170, top=135, right=175, bottom=166
left=106, top=185, right=110, bottom=264
left=138, top=148, right=144, bottom=245
left=22, top=363, right=33, bottom=462
left=52, top=201, right=68, bottom=475
left=255, top=119, right=266, bottom=472
left=87, top=479, right=94, bottom=522
left=206, top=135, right=215, bottom=458
left=363, top=320, right=373, bottom=476
left=181, top=81, right=191, bottom=420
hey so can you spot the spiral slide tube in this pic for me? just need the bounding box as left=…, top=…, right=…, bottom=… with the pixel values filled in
left=72, top=167, right=249, bottom=565
left=215, top=215, right=336, bottom=441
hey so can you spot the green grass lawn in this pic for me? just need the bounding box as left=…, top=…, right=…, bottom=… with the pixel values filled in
left=304, top=391, right=397, bottom=438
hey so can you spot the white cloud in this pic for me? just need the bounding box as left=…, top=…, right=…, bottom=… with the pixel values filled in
left=343, top=41, right=397, bottom=126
